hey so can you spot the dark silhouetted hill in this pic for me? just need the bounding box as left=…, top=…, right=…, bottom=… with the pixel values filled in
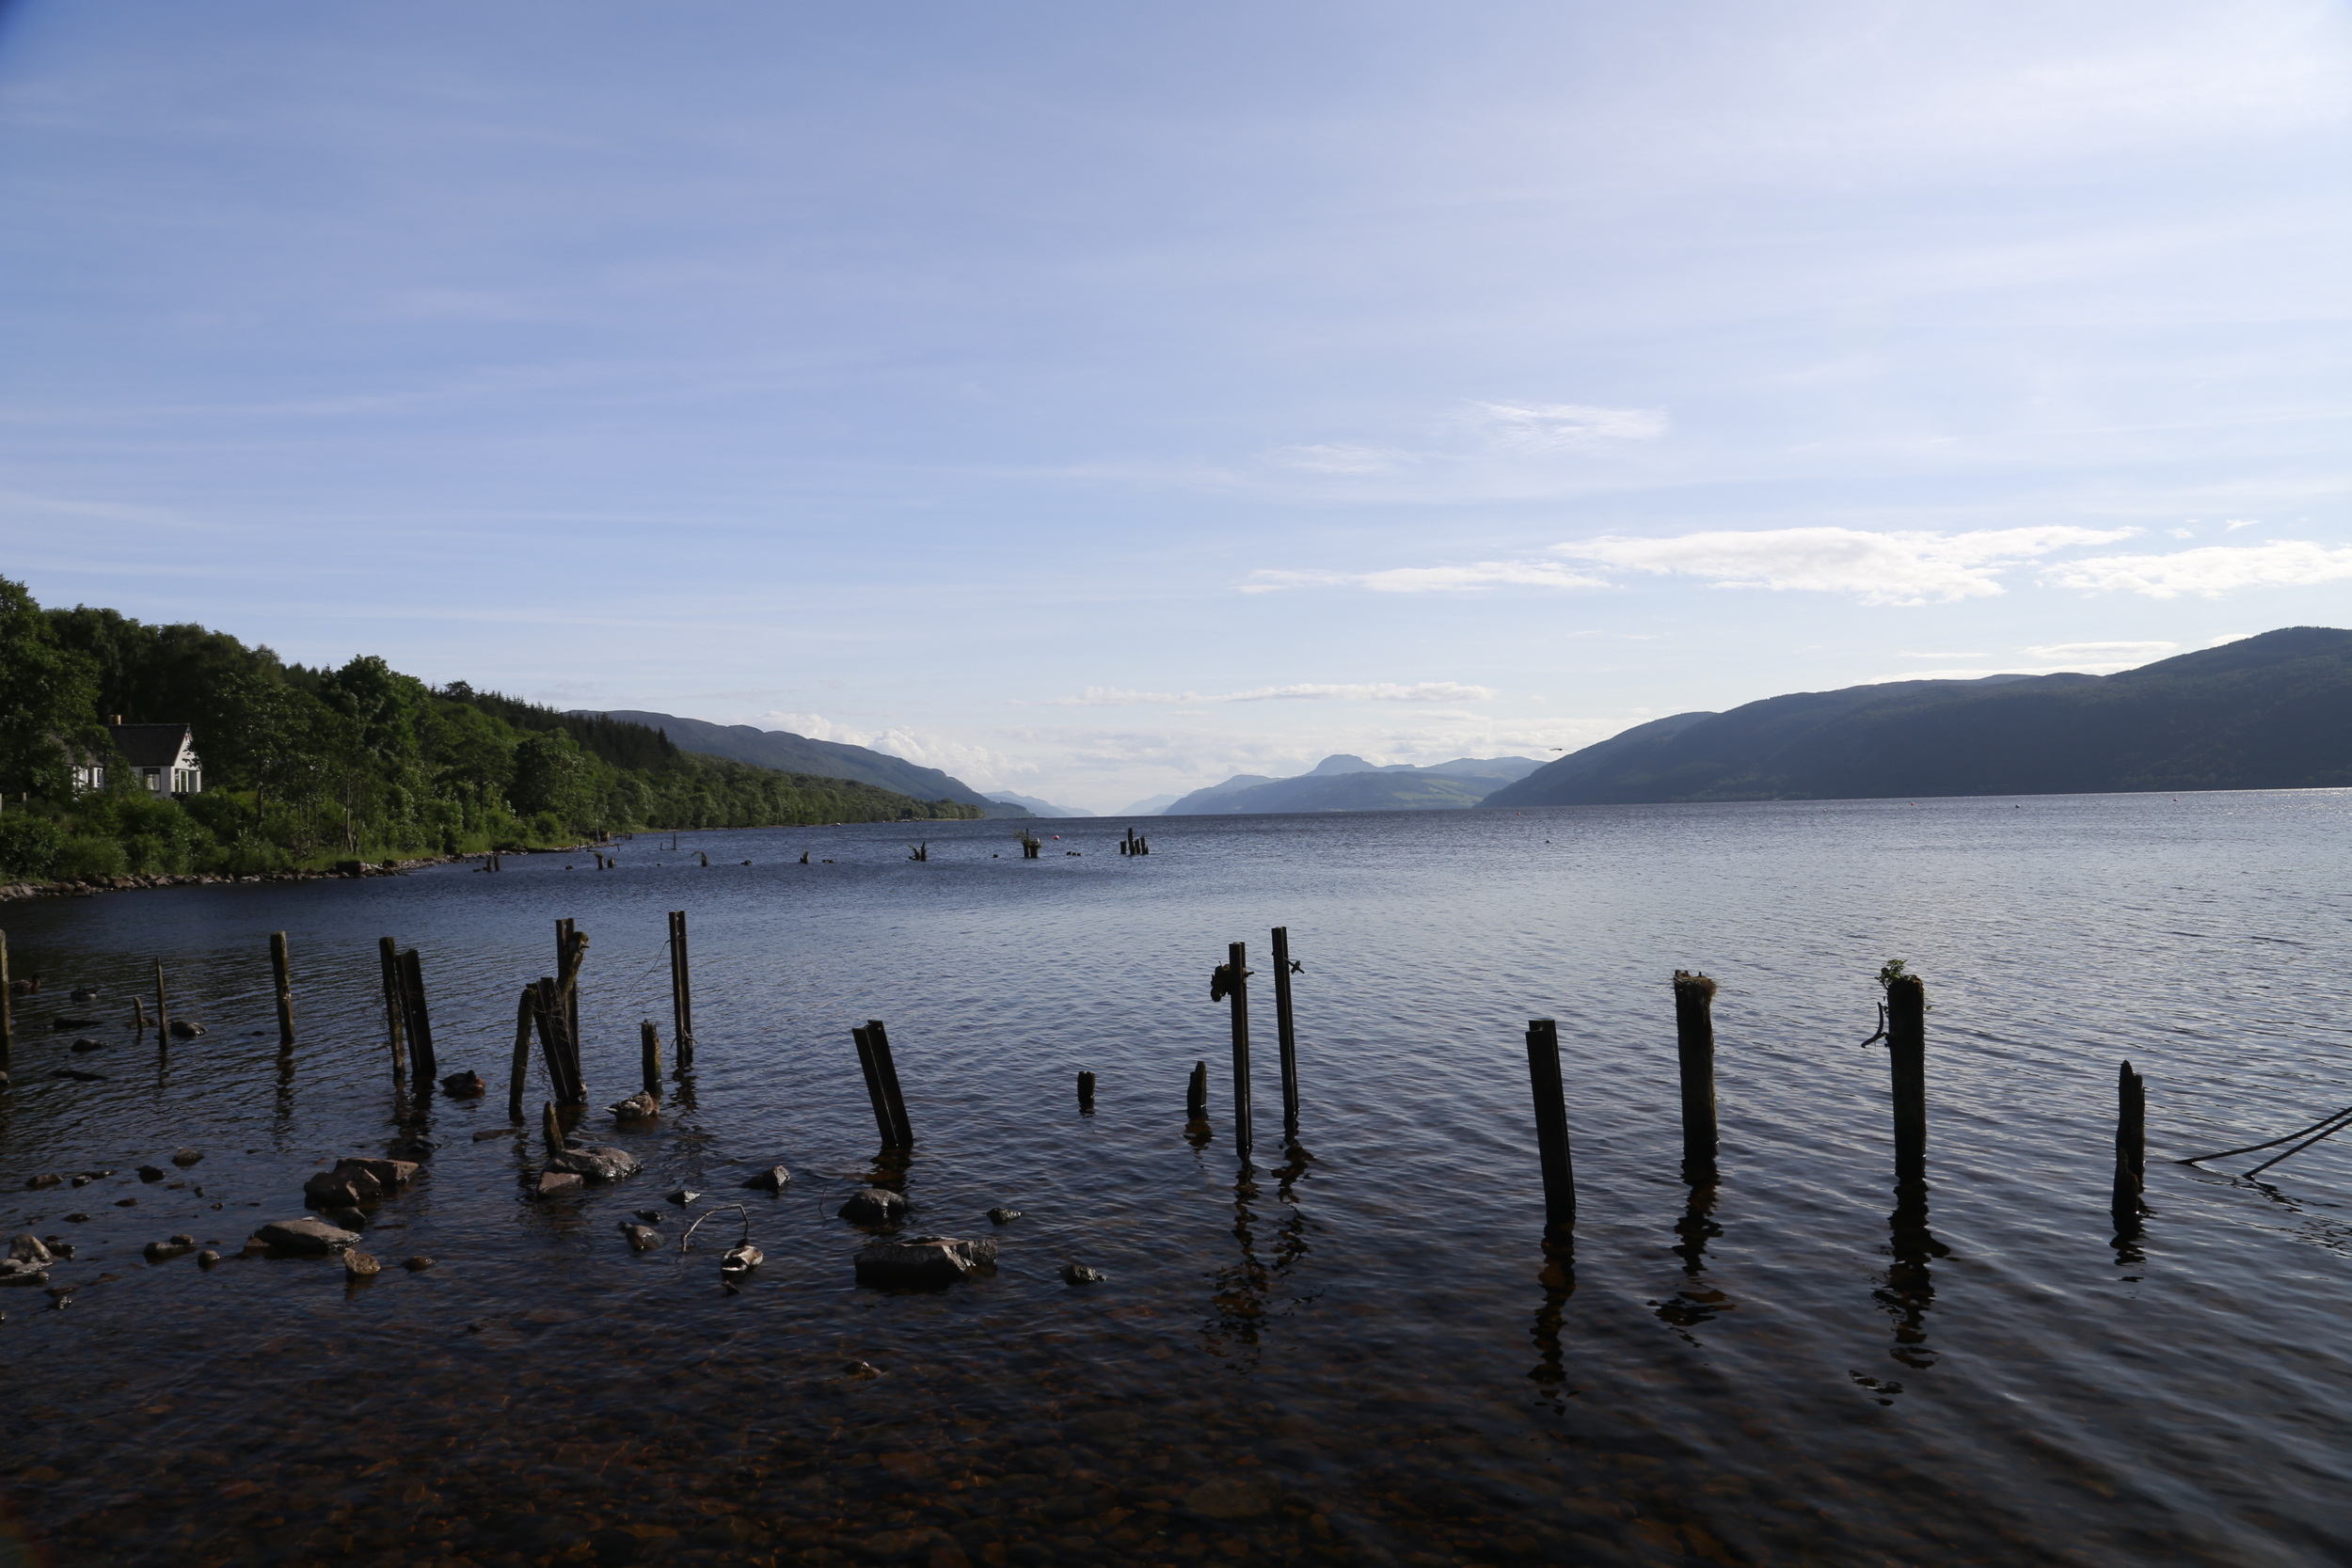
left=577, top=710, right=1030, bottom=816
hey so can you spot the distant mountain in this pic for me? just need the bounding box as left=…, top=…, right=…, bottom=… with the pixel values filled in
left=1119, top=793, right=1182, bottom=816
left=575, top=710, right=1033, bottom=816
left=984, top=790, right=1094, bottom=818
left=1482, top=627, right=2352, bottom=808
left=1163, top=753, right=1544, bottom=816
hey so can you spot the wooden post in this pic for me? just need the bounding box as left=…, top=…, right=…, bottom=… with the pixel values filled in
left=1186, top=1059, right=1208, bottom=1121
left=0, top=928, right=11, bottom=1072
left=134, top=996, right=147, bottom=1035
left=668, top=911, right=694, bottom=1069
left=1525, top=1019, right=1576, bottom=1231
left=1077, top=1069, right=1096, bottom=1110
left=556, top=920, right=582, bottom=1052
left=1271, top=927, right=1300, bottom=1132
left=1227, top=942, right=1253, bottom=1157
left=507, top=986, right=536, bottom=1123
left=542, top=1100, right=564, bottom=1160
left=376, top=938, right=407, bottom=1078
left=866, top=1018, right=914, bottom=1146
left=533, top=976, right=582, bottom=1105
left=851, top=1025, right=897, bottom=1147
left=399, top=948, right=437, bottom=1084
left=2111, top=1060, right=2147, bottom=1227
left=1885, top=974, right=1928, bottom=1192
left=269, top=931, right=295, bottom=1045
left=154, top=959, right=170, bottom=1048
left=641, top=1020, right=663, bottom=1098
left=1672, top=971, right=1719, bottom=1181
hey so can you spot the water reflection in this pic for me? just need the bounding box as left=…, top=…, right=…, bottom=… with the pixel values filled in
left=1527, top=1235, right=1578, bottom=1410
left=1860, top=1185, right=1949, bottom=1402
left=1202, top=1159, right=1268, bottom=1365
left=1652, top=1180, right=1735, bottom=1343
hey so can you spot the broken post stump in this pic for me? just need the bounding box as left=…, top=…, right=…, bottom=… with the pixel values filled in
left=1525, top=1019, right=1576, bottom=1232
left=851, top=1026, right=898, bottom=1148
left=154, top=959, right=170, bottom=1050
left=1227, top=942, right=1253, bottom=1157
left=398, top=947, right=438, bottom=1085
left=866, top=1019, right=914, bottom=1146
left=1186, top=1059, right=1208, bottom=1121
left=1271, top=926, right=1300, bottom=1132
left=640, top=1020, right=663, bottom=1098
left=667, top=910, right=695, bottom=1072
left=1886, top=974, right=1928, bottom=1193
left=1672, top=971, right=1720, bottom=1181
left=376, top=938, right=407, bottom=1079
left=507, top=986, right=535, bottom=1124
left=2112, top=1060, right=2147, bottom=1227
left=1077, top=1069, right=1096, bottom=1111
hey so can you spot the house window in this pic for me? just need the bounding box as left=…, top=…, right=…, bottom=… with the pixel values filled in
left=142, top=768, right=164, bottom=792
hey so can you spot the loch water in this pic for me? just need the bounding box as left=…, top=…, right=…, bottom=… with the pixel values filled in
left=1, top=791, right=2347, bottom=1568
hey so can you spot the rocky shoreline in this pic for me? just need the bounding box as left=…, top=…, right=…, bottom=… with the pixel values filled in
left=0, top=851, right=500, bottom=903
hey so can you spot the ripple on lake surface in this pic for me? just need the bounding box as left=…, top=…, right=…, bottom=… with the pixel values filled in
left=1, top=790, right=2347, bottom=1567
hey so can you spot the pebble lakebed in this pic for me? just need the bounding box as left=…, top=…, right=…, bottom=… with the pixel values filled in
left=1, top=794, right=2347, bottom=1568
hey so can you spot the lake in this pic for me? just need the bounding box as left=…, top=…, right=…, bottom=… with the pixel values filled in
left=1, top=790, right=2346, bottom=1568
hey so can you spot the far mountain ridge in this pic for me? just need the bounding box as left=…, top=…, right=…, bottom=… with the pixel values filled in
left=1160, top=753, right=1543, bottom=816
left=983, top=790, right=1095, bottom=818
left=575, top=710, right=1032, bottom=816
left=1483, top=627, right=2352, bottom=808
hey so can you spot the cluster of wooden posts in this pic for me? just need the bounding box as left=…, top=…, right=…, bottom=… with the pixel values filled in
left=1119, top=829, right=1152, bottom=856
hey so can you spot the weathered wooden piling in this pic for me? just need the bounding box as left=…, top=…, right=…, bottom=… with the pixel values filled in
left=532, top=976, right=585, bottom=1105
left=1227, top=942, right=1254, bottom=1156
left=1077, top=1069, right=1097, bottom=1110
left=1672, top=970, right=1720, bottom=1181
left=2111, top=1060, right=2147, bottom=1226
left=667, top=911, right=694, bottom=1069
left=1885, top=974, right=1928, bottom=1191
left=0, top=928, right=12, bottom=1072
left=507, top=986, right=536, bottom=1123
left=1186, top=1059, right=1209, bottom=1120
left=866, top=1018, right=914, bottom=1146
left=1271, top=927, right=1300, bottom=1131
left=376, top=938, right=407, bottom=1077
left=1524, top=1018, right=1576, bottom=1231
left=1021, top=833, right=1041, bottom=859
left=269, top=931, right=295, bottom=1045
left=641, top=1020, right=663, bottom=1098
left=542, top=1100, right=564, bottom=1159
left=154, top=959, right=170, bottom=1048
left=555, top=920, right=583, bottom=1048
left=851, top=1026, right=897, bottom=1147
left=398, top=948, right=438, bottom=1085
left=133, top=996, right=147, bottom=1035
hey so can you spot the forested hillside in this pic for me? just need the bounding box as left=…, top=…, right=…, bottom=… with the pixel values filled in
left=0, top=576, right=977, bottom=881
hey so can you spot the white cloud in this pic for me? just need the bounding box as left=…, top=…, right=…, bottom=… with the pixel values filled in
left=1472, top=403, right=1668, bottom=451
left=1555, top=526, right=2137, bottom=605
left=2224, top=518, right=2262, bottom=531
left=2042, top=541, right=2352, bottom=598
left=2021, top=640, right=2177, bottom=661
left=1045, top=681, right=1495, bottom=707
left=1242, top=561, right=1609, bottom=594
left=1278, top=442, right=1408, bottom=474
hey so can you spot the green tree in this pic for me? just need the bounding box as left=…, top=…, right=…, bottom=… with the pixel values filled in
left=0, top=575, right=101, bottom=799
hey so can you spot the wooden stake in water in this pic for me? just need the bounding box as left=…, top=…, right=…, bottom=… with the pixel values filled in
left=2111, top=1060, right=2147, bottom=1227
left=641, top=1020, right=663, bottom=1098
left=542, top=1099, right=565, bottom=1160
left=376, top=937, right=406, bottom=1078
left=507, top=986, right=536, bottom=1123
left=866, top=1018, right=914, bottom=1147
left=1227, top=941, right=1253, bottom=1157
left=398, top=948, right=438, bottom=1085
left=1672, top=970, right=1720, bottom=1181
left=269, top=931, right=295, bottom=1045
left=668, top=910, right=694, bottom=1071
left=1077, top=1069, right=1097, bottom=1111
left=1186, top=1059, right=1209, bottom=1121
left=1524, top=1018, right=1576, bottom=1231
left=1271, top=927, right=1300, bottom=1132
left=850, top=1025, right=897, bottom=1147
left=154, top=959, right=170, bottom=1048
left=1885, top=974, right=1928, bottom=1192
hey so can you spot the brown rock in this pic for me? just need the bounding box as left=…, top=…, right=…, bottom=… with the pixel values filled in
left=537, top=1170, right=585, bottom=1197
left=545, top=1145, right=641, bottom=1181
left=619, top=1223, right=662, bottom=1251
left=170, top=1148, right=203, bottom=1167
left=440, top=1071, right=487, bottom=1098
left=839, top=1187, right=909, bottom=1225
left=853, top=1235, right=997, bottom=1289
left=254, top=1217, right=362, bottom=1255
left=23, top=1174, right=60, bottom=1191
left=343, top=1250, right=382, bottom=1278
left=402, top=1256, right=435, bottom=1271
left=7, top=1234, right=52, bottom=1265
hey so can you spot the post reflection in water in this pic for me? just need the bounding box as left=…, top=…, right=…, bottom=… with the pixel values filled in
left=1527, top=1232, right=1578, bottom=1410
left=1858, top=1183, right=1950, bottom=1404
left=1202, top=1158, right=1268, bottom=1365
left=1651, top=1180, right=1735, bottom=1343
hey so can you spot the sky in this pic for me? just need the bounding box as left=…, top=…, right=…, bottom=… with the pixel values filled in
left=1, top=0, right=2346, bottom=813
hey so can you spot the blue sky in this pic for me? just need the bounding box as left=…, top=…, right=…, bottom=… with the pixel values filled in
left=2, top=0, right=2346, bottom=812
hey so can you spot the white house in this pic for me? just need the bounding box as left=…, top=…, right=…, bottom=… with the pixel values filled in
left=74, top=721, right=204, bottom=796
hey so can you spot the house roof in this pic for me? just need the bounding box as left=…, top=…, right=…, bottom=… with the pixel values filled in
left=108, top=722, right=197, bottom=768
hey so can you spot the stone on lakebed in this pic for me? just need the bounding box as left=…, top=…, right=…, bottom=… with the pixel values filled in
left=838, top=1188, right=909, bottom=1225
left=545, top=1145, right=641, bottom=1181
left=253, top=1217, right=362, bottom=1255
left=853, top=1235, right=996, bottom=1289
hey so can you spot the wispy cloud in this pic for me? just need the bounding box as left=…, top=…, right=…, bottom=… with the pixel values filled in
left=1242, top=562, right=1608, bottom=594
left=2020, top=640, right=2176, bottom=660
left=2043, top=540, right=2352, bottom=598
left=1471, top=402, right=1668, bottom=451
left=1558, top=526, right=2137, bottom=605
left=1042, top=681, right=1496, bottom=706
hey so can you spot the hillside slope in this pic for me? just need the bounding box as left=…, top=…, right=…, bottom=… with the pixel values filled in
left=1164, top=754, right=1535, bottom=815
left=580, top=710, right=1029, bottom=816
left=1484, top=627, right=2352, bottom=807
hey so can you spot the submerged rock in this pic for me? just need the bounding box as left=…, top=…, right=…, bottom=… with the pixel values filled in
left=403, top=1256, right=435, bottom=1272
left=196, top=1249, right=221, bottom=1268
left=254, top=1217, right=361, bottom=1255
left=70, top=1037, right=105, bottom=1053
left=0, top=1260, right=50, bottom=1288
left=167, top=1020, right=205, bottom=1038
left=546, top=1145, right=641, bottom=1181
left=839, top=1188, right=909, bottom=1226
left=1061, top=1263, right=1107, bottom=1286
left=170, top=1148, right=203, bottom=1167
left=8, top=1235, right=53, bottom=1265
left=988, top=1207, right=1024, bottom=1226
left=853, top=1235, right=997, bottom=1289
left=143, top=1235, right=198, bottom=1262
left=344, top=1250, right=382, bottom=1279
left=137, top=1165, right=167, bottom=1182
left=440, top=1071, right=487, bottom=1099
left=304, top=1157, right=420, bottom=1209
left=609, top=1090, right=660, bottom=1122
left=740, top=1165, right=791, bottom=1194
left=536, top=1171, right=585, bottom=1197
left=665, top=1188, right=701, bottom=1206
left=23, top=1175, right=60, bottom=1191
left=619, top=1223, right=662, bottom=1252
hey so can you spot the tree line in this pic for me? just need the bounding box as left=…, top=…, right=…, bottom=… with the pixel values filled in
left=0, top=575, right=978, bottom=881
